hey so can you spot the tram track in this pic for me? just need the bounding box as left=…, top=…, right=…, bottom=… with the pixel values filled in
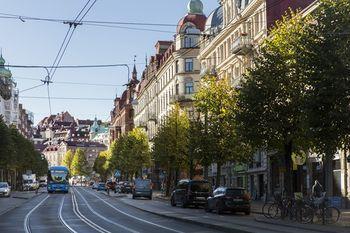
left=24, top=195, right=50, bottom=233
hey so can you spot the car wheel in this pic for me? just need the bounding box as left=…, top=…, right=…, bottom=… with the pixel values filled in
left=149, top=195, right=152, bottom=200
left=132, top=195, right=135, bottom=199
left=171, top=197, right=176, bottom=207
left=216, top=201, right=224, bottom=215
left=181, top=199, right=187, bottom=208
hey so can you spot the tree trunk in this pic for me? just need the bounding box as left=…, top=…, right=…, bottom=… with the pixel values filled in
left=204, top=165, right=209, bottom=181
left=165, top=169, right=172, bottom=197
left=323, top=153, right=333, bottom=197
left=284, top=141, right=293, bottom=197
left=216, top=162, right=222, bottom=188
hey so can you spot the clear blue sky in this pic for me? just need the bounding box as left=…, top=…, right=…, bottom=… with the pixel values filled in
left=0, top=0, right=218, bottom=124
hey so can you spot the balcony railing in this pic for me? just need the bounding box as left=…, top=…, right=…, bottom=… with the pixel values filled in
left=231, top=35, right=253, bottom=55
left=200, top=66, right=217, bottom=78
left=169, top=94, right=194, bottom=104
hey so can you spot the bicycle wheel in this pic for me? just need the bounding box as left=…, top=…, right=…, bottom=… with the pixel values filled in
left=268, top=203, right=282, bottom=219
left=262, top=202, right=273, bottom=218
left=324, top=207, right=340, bottom=224
left=294, top=205, right=314, bottom=224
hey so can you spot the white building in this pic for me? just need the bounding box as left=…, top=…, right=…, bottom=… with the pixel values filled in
left=0, top=55, right=19, bottom=126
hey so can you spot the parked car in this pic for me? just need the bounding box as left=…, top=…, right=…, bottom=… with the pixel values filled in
left=205, top=187, right=251, bottom=215
left=97, top=182, right=106, bottom=191
left=171, top=179, right=210, bottom=208
left=121, top=181, right=132, bottom=194
left=132, top=179, right=152, bottom=199
left=0, top=182, right=11, bottom=197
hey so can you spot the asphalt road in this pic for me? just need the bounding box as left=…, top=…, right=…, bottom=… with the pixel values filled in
left=0, top=187, right=225, bottom=233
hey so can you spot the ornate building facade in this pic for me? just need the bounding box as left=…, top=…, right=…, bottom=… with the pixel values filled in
left=198, top=0, right=315, bottom=199
left=133, top=0, right=207, bottom=141
left=0, top=55, right=19, bottom=126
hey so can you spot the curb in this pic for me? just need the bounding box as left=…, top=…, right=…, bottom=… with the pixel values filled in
left=0, top=192, right=44, bottom=217
left=119, top=198, right=250, bottom=233
left=254, top=216, right=347, bottom=233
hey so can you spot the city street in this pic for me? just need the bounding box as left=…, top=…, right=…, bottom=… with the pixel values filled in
left=1, top=187, right=347, bottom=233
left=0, top=187, right=225, bottom=233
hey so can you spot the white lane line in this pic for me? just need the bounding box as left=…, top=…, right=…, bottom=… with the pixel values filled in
left=81, top=188, right=185, bottom=233
left=74, top=188, right=139, bottom=233
left=71, top=189, right=111, bottom=233
left=58, top=195, right=78, bottom=233
left=24, top=195, right=50, bottom=233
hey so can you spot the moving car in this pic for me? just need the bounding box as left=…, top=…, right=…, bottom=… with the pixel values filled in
left=97, top=182, right=106, bottom=191
left=171, top=179, right=210, bottom=208
left=0, top=182, right=11, bottom=197
left=205, top=187, right=251, bottom=215
left=132, top=179, right=152, bottom=199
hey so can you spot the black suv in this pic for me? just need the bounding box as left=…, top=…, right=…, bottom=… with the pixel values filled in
left=171, top=179, right=210, bottom=208
left=205, top=187, right=251, bottom=215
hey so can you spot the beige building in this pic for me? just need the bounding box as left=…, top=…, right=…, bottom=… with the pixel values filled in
left=134, top=0, right=207, bottom=140
left=198, top=0, right=315, bottom=197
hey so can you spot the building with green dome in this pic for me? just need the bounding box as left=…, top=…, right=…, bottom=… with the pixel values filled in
left=0, top=54, right=19, bottom=126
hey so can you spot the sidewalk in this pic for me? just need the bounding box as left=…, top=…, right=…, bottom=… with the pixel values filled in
left=126, top=191, right=349, bottom=233
left=0, top=190, right=44, bottom=216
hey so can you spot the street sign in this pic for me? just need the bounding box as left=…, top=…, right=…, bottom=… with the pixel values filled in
left=114, top=170, right=121, bottom=178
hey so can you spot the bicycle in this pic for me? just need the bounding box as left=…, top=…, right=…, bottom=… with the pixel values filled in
left=305, top=193, right=340, bottom=224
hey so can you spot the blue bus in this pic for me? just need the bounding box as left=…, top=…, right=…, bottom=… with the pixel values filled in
left=47, top=166, right=70, bottom=193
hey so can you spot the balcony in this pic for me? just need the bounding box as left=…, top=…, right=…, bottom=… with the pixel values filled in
left=200, top=66, right=217, bottom=78
left=231, top=35, right=253, bottom=55
left=169, top=94, right=194, bottom=104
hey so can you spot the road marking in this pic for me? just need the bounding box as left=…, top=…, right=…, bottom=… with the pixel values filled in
left=71, top=189, right=111, bottom=233
left=58, top=195, right=78, bottom=233
left=24, top=195, right=50, bottom=233
left=74, top=188, right=139, bottom=233
left=82, top=188, right=185, bottom=233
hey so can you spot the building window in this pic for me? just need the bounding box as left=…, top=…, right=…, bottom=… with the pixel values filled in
left=185, top=58, right=193, bottom=72
left=175, top=84, right=179, bottom=95
left=175, top=60, right=179, bottom=73
left=185, top=82, right=194, bottom=94
left=184, top=36, right=193, bottom=48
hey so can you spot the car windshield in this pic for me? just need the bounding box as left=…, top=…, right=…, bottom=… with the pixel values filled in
left=226, top=189, right=245, bottom=196
left=135, top=179, right=150, bottom=188
left=0, top=183, right=8, bottom=188
left=23, top=180, right=33, bottom=184
left=191, top=182, right=210, bottom=192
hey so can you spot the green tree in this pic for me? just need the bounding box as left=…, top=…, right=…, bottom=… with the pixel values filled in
left=62, top=150, right=74, bottom=172
left=236, top=12, right=313, bottom=195
left=71, top=149, right=89, bottom=177
left=195, top=75, right=248, bottom=187
left=153, top=103, right=189, bottom=195
left=303, top=0, right=350, bottom=195
left=93, top=150, right=110, bottom=181
left=0, top=117, right=12, bottom=171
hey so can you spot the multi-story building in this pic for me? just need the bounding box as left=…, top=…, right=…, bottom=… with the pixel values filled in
left=17, top=104, right=34, bottom=140
left=109, top=66, right=138, bottom=142
left=43, top=141, right=107, bottom=168
left=0, top=54, right=19, bottom=126
left=198, top=0, right=314, bottom=199
left=134, top=0, right=207, bottom=141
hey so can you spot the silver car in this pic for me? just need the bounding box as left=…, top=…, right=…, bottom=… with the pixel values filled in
left=132, top=179, right=152, bottom=200
left=0, top=182, right=11, bottom=197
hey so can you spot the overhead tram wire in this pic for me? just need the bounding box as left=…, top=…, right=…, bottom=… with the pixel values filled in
left=14, top=77, right=125, bottom=87
left=20, top=96, right=114, bottom=101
